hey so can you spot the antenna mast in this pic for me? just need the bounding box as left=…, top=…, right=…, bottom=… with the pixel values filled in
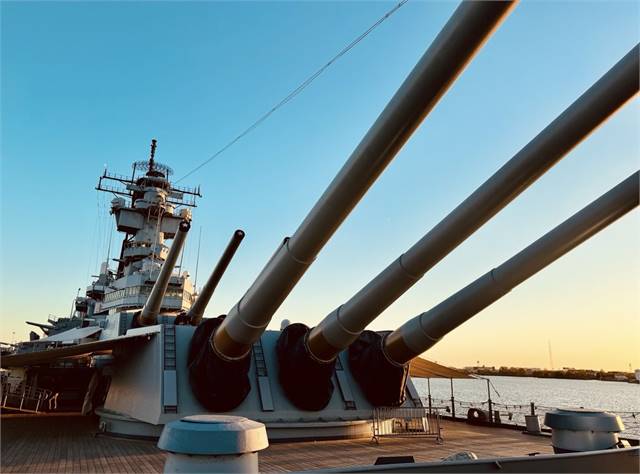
left=149, top=138, right=157, bottom=173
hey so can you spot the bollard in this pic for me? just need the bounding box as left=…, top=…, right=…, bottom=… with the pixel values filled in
left=525, top=414, right=542, bottom=434
left=158, top=415, right=268, bottom=473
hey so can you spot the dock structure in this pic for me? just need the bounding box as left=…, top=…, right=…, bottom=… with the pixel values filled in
left=0, top=414, right=553, bottom=473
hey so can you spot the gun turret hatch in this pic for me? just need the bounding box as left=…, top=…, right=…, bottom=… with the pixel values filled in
left=383, top=171, right=639, bottom=366
left=186, top=229, right=245, bottom=326
left=306, top=43, right=640, bottom=363
left=138, top=220, right=190, bottom=326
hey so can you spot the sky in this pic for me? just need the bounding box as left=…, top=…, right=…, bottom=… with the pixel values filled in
left=1, top=1, right=638, bottom=372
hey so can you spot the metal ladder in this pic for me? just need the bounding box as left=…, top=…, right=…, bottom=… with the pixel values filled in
left=163, top=325, right=178, bottom=413
left=252, top=340, right=274, bottom=411
left=252, top=341, right=268, bottom=377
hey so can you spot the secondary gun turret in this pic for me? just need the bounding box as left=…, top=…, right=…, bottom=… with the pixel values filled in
left=185, top=230, right=245, bottom=326
left=187, top=0, right=517, bottom=412
left=26, top=321, right=55, bottom=336
left=349, top=171, right=639, bottom=406
left=137, top=220, right=190, bottom=326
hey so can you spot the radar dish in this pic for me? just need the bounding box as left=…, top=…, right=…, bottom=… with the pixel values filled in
left=132, top=160, right=174, bottom=176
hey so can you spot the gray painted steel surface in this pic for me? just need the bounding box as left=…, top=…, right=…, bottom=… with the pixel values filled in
left=158, top=415, right=268, bottom=455
left=308, top=447, right=640, bottom=473
left=139, top=220, right=191, bottom=325
left=214, top=0, right=517, bottom=359
left=158, top=415, right=268, bottom=473
left=384, top=171, right=640, bottom=364
left=545, top=409, right=624, bottom=432
left=100, top=326, right=411, bottom=440
left=545, top=409, right=624, bottom=453
left=308, top=43, right=640, bottom=361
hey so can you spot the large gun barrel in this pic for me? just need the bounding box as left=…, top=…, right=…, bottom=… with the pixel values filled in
left=138, top=220, right=190, bottom=326
left=187, top=229, right=245, bottom=326
left=307, top=43, right=640, bottom=362
left=213, top=0, right=517, bottom=362
left=383, top=171, right=639, bottom=366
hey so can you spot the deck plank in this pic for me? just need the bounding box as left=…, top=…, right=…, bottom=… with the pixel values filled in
left=1, top=413, right=554, bottom=473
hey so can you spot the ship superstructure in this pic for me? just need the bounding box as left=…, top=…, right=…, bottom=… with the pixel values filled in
left=94, top=139, right=200, bottom=318
left=2, top=140, right=202, bottom=412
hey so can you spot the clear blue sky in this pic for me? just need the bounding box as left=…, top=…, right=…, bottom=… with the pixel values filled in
left=1, top=1, right=638, bottom=371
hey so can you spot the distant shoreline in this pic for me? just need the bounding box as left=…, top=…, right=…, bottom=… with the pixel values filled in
left=465, top=368, right=638, bottom=383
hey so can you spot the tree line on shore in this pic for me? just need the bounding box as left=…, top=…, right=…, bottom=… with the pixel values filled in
left=465, top=366, right=638, bottom=383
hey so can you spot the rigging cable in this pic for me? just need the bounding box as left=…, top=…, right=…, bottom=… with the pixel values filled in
left=176, top=0, right=409, bottom=183
left=194, top=226, right=203, bottom=290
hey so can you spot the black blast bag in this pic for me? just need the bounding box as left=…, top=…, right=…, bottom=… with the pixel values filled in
left=276, top=323, right=336, bottom=410
left=188, top=316, right=251, bottom=412
left=348, top=330, right=408, bottom=406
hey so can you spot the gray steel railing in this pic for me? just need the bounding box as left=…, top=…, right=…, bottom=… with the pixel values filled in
left=372, top=407, right=443, bottom=443
left=1, top=382, right=53, bottom=413
left=422, top=397, right=640, bottom=440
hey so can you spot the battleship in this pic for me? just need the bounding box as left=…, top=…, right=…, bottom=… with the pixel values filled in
left=2, top=1, right=639, bottom=472
left=1, top=138, right=204, bottom=413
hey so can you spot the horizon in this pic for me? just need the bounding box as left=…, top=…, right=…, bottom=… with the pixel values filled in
left=1, top=1, right=639, bottom=372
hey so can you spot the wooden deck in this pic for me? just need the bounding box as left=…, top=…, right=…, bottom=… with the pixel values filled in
left=1, top=413, right=553, bottom=473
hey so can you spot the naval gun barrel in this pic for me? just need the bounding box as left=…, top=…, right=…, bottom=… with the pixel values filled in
left=187, top=230, right=245, bottom=326
left=138, top=220, right=190, bottom=326
left=213, top=0, right=517, bottom=361
left=383, top=171, right=639, bottom=366
left=307, top=43, right=640, bottom=362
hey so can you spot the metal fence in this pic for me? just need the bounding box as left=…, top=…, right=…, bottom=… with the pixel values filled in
left=1, top=381, right=53, bottom=413
left=423, top=397, right=640, bottom=440
left=372, top=407, right=443, bottom=443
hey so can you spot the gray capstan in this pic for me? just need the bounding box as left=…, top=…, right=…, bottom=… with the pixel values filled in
left=158, top=415, right=268, bottom=473
left=544, top=409, right=625, bottom=453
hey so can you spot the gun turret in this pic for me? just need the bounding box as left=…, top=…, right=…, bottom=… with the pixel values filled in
left=188, top=0, right=517, bottom=412
left=349, top=171, right=639, bottom=406
left=137, top=220, right=190, bottom=326
left=26, top=321, right=55, bottom=335
left=273, top=1, right=518, bottom=411
left=306, top=43, right=640, bottom=364
left=186, top=230, right=245, bottom=326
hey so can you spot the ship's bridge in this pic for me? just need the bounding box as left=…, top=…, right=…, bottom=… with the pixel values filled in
left=98, top=272, right=194, bottom=314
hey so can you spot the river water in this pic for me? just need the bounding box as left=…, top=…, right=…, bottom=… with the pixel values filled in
left=413, top=375, right=640, bottom=437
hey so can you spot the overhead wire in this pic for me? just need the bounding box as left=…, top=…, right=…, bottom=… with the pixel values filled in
left=176, top=0, right=409, bottom=183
